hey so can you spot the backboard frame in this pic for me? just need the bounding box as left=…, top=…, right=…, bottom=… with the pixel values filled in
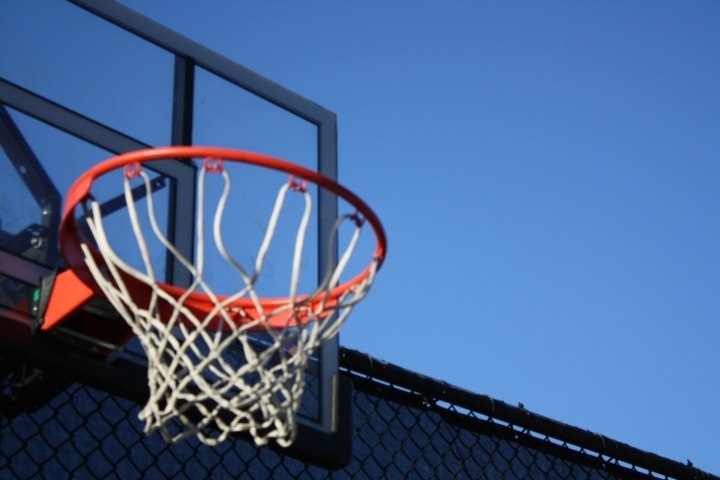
left=0, top=0, right=351, bottom=467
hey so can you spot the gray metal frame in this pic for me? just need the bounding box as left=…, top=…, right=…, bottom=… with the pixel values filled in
left=0, top=78, right=197, bottom=285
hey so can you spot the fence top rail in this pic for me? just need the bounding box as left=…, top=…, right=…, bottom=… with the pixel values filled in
left=340, top=348, right=718, bottom=480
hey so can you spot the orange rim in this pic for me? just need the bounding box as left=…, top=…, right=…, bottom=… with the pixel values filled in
left=59, top=146, right=387, bottom=327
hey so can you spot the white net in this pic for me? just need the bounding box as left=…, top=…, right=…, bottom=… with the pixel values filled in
left=76, top=160, right=378, bottom=447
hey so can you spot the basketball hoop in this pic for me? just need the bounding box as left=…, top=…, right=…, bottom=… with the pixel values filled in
left=42, top=146, right=386, bottom=447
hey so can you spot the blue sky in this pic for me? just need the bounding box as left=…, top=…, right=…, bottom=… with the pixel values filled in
left=121, top=1, right=720, bottom=471
left=3, top=0, right=719, bottom=473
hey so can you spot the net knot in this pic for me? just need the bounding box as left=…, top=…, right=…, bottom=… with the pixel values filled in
left=350, top=212, right=365, bottom=228
left=288, top=175, right=308, bottom=192
left=124, top=163, right=142, bottom=179
left=203, top=157, right=224, bottom=174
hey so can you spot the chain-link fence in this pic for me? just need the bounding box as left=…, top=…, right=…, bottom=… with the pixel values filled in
left=1, top=347, right=716, bottom=479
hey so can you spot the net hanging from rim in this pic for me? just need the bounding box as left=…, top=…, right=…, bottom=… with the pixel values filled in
left=59, top=147, right=386, bottom=447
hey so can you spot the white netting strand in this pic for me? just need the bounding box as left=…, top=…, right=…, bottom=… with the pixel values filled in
left=77, top=161, right=378, bottom=447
